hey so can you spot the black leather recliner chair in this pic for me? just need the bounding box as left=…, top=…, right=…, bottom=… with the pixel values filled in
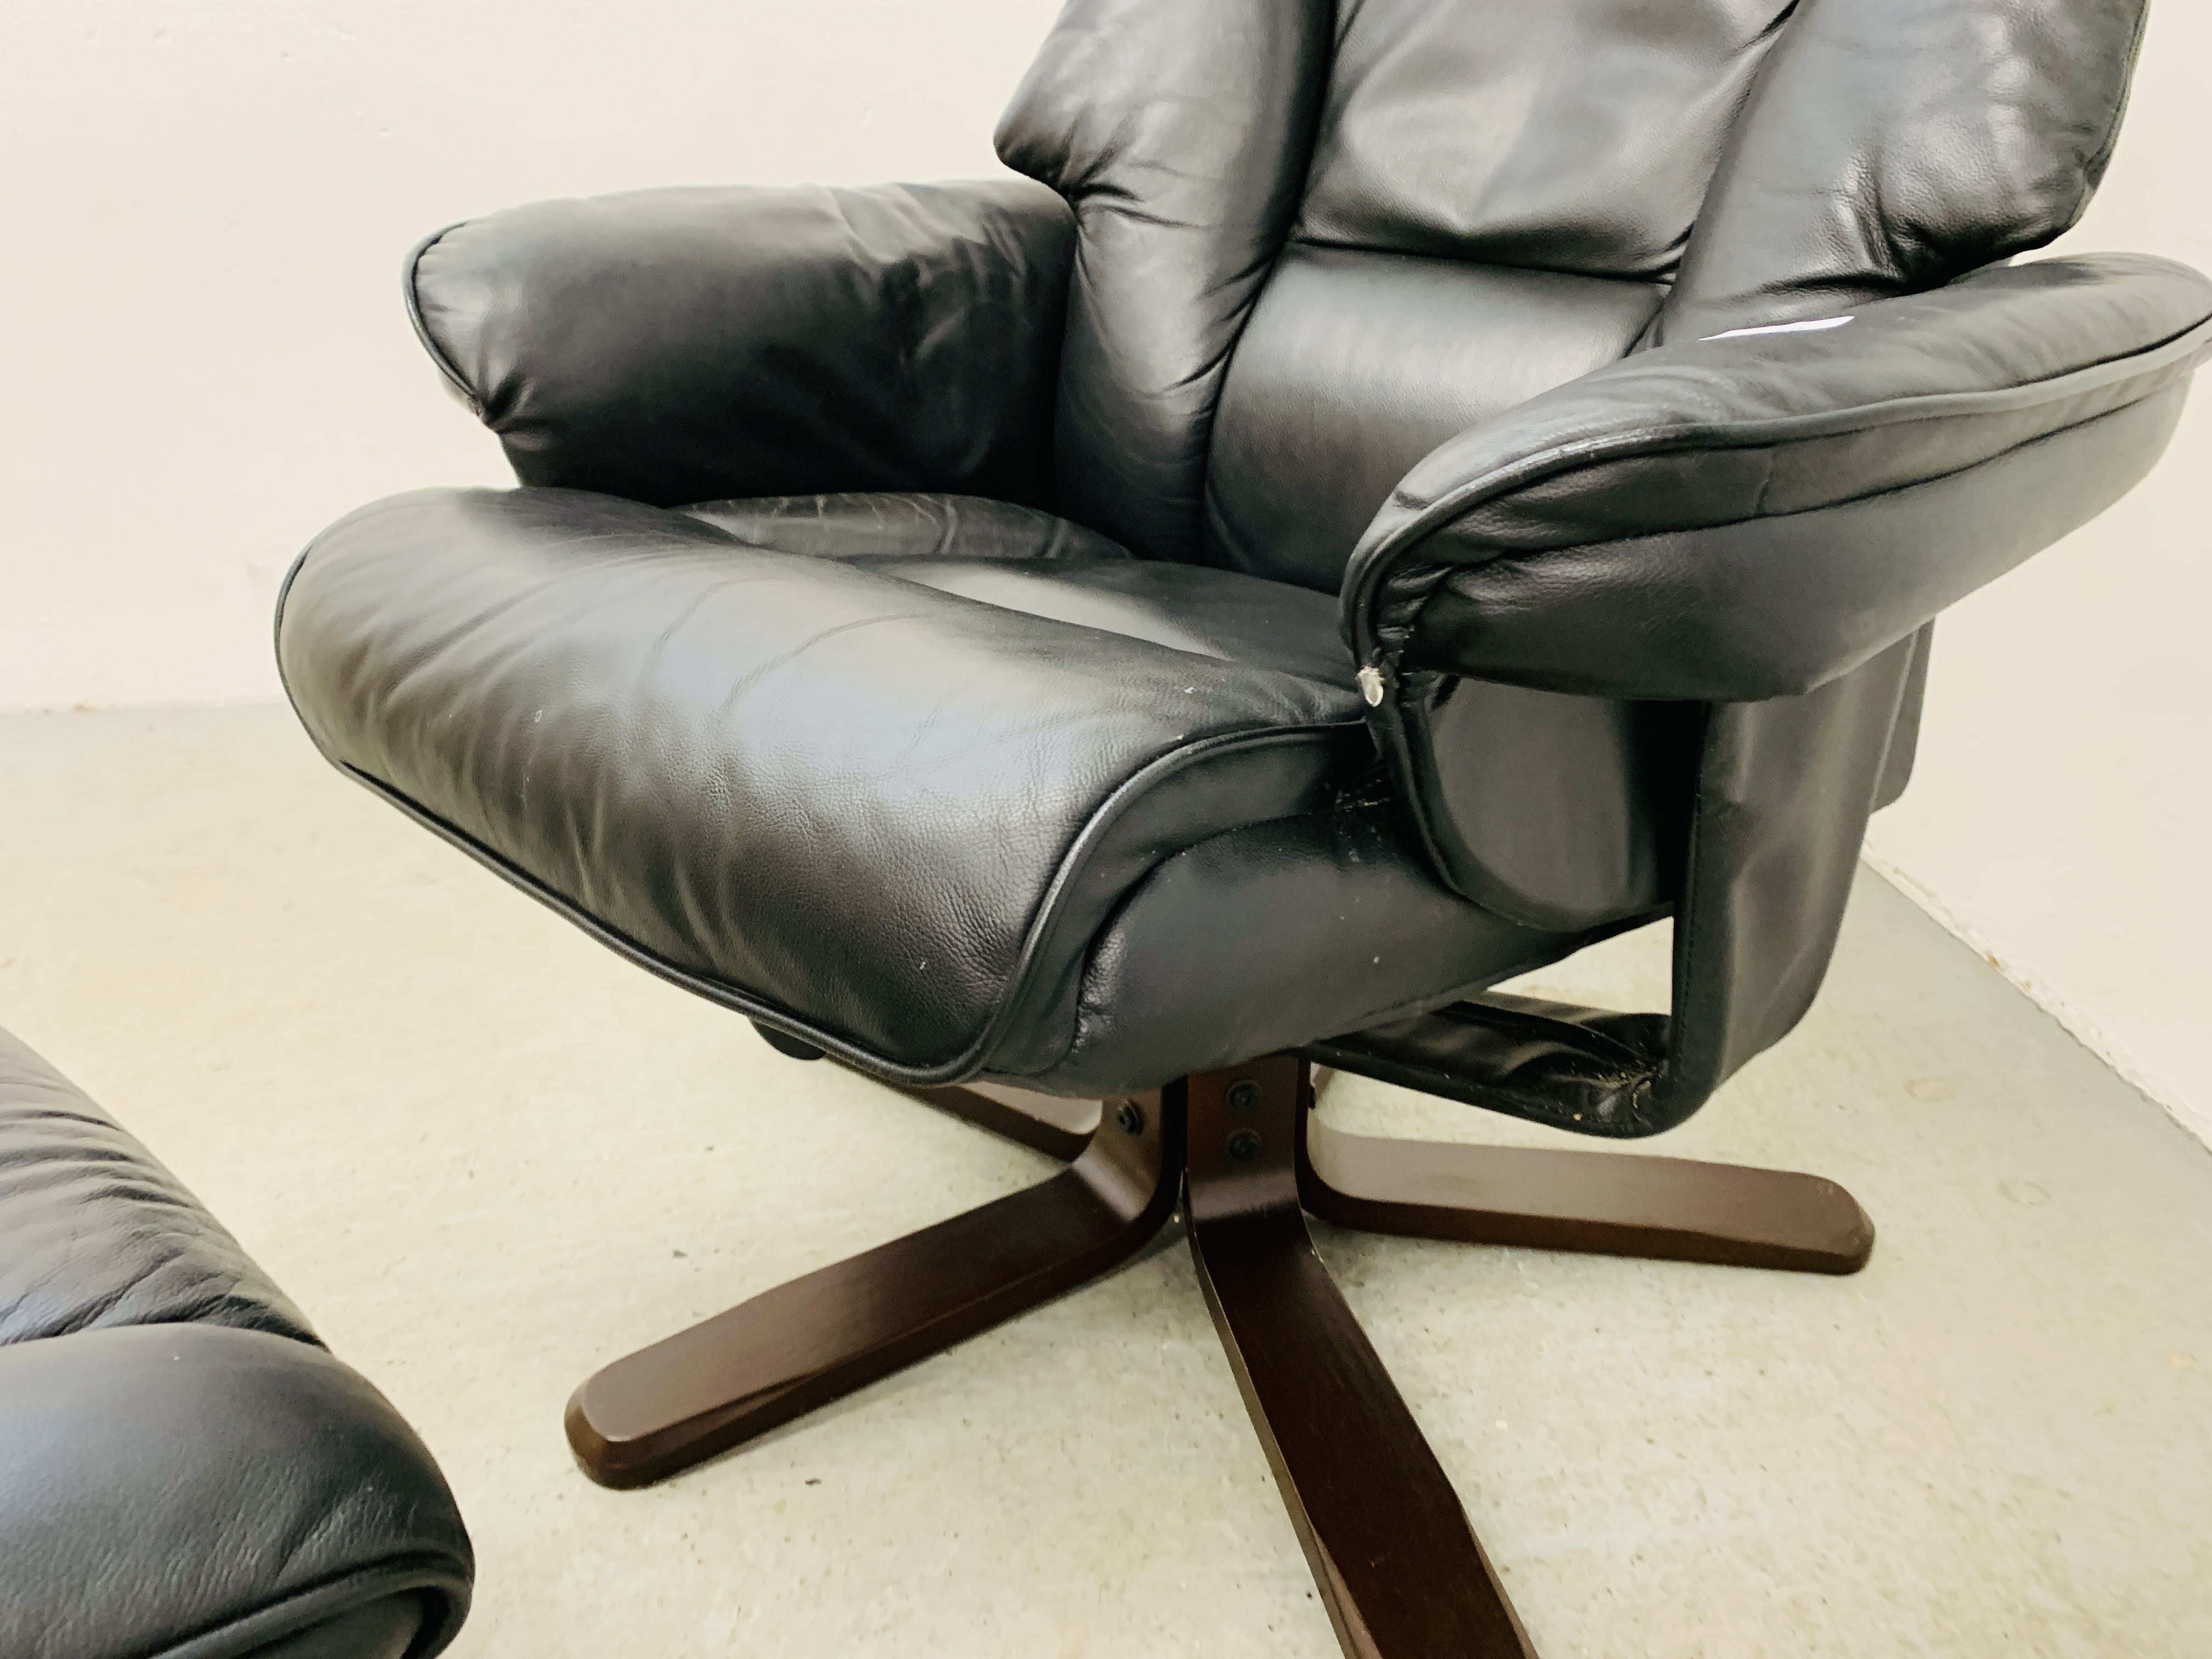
left=274, top=0, right=2210, bottom=1650
left=0, top=1026, right=472, bottom=1659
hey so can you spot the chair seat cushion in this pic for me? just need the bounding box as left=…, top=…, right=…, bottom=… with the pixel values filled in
left=279, top=487, right=1579, bottom=1086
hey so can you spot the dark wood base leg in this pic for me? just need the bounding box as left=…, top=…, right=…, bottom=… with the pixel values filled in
left=580, top=1047, right=1875, bottom=1652
left=1186, top=1058, right=1536, bottom=1658
left=819, top=1054, right=1871, bottom=1277
left=1299, top=1107, right=1874, bottom=1275
left=566, top=1088, right=1176, bottom=1488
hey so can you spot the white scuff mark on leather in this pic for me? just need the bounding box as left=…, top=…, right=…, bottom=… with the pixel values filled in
left=1703, top=315, right=1854, bottom=341
left=1357, top=664, right=1385, bottom=706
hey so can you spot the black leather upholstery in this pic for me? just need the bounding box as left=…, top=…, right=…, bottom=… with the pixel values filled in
left=0, top=1031, right=313, bottom=1348
left=410, top=180, right=1074, bottom=511
left=1657, top=0, right=2151, bottom=345
left=281, top=487, right=1378, bottom=1081
left=1012, top=801, right=1637, bottom=1094
left=287, top=476, right=1595, bottom=1088
left=997, top=0, right=1333, bottom=563
left=1205, top=249, right=1665, bottom=594
left=279, top=0, right=2204, bottom=1124
left=1353, top=253, right=2211, bottom=909
left=681, top=493, right=1362, bottom=685
left=1350, top=256, right=2212, bottom=701
left=0, top=1026, right=472, bottom=1659
left=678, top=492, right=1121, bottom=565
left=1295, top=0, right=1788, bottom=279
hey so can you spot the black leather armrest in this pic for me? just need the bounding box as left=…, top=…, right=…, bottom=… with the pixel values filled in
left=1343, top=255, right=2212, bottom=1126
left=1342, top=253, right=2212, bottom=703
left=0, top=1323, right=472, bottom=1659
left=409, top=177, right=1077, bottom=509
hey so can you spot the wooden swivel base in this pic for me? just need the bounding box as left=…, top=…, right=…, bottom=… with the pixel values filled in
left=567, top=1056, right=1872, bottom=1657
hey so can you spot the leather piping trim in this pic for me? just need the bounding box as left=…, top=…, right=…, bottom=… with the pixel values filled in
left=153, top=1555, right=472, bottom=1659
left=952, top=720, right=1368, bottom=1070
left=402, top=222, right=482, bottom=415
left=1341, top=306, right=2212, bottom=670
left=321, top=721, right=1361, bottom=1088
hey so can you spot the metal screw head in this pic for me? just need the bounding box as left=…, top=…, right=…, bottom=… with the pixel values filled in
left=1226, top=1129, right=1262, bottom=1165
left=1114, top=1099, right=1145, bottom=1136
left=1225, top=1080, right=1262, bottom=1116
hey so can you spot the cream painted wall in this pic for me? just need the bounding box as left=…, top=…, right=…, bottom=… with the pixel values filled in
left=1864, top=0, right=2212, bottom=1148
left=3, top=3, right=2207, bottom=1140
left=0, top=0, right=1057, bottom=707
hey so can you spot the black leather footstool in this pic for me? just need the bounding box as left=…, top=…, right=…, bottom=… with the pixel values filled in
left=0, top=1024, right=472, bottom=1659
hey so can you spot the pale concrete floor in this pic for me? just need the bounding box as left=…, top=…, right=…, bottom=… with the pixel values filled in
left=2, top=703, right=2208, bottom=1658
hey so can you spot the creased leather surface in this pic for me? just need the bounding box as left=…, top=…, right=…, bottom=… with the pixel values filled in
left=0, top=1028, right=471, bottom=1659
left=0, top=1025, right=314, bottom=1346
left=1406, top=682, right=1698, bottom=931
left=242, top=1599, right=424, bottom=1659
left=1647, top=642, right=1923, bottom=1124
left=683, top=493, right=1358, bottom=685
left=1415, top=388, right=2183, bottom=701
left=1314, top=636, right=1916, bottom=1136
left=1205, top=246, right=1663, bottom=592
left=997, top=0, right=1333, bottom=561
left=1008, top=798, right=1601, bottom=1095
left=844, top=558, right=1358, bottom=689
left=1875, top=625, right=1934, bottom=811
left=1660, top=0, right=2149, bottom=343
left=278, top=488, right=1365, bottom=1080
left=679, top=492, right=1127, bottom=564
left=1298, top=0, right=1790, bottom=278
left=1347, top=256, right=2212, bottom=700
left=410, top=180, right=1073, bottom=510
left=1302, top=991, right=1671, bottom=1137
left=0, top=1324, right=472, bottom=1659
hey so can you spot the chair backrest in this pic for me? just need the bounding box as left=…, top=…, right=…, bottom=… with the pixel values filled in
left=998, top=0, right=2147, bottom=591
